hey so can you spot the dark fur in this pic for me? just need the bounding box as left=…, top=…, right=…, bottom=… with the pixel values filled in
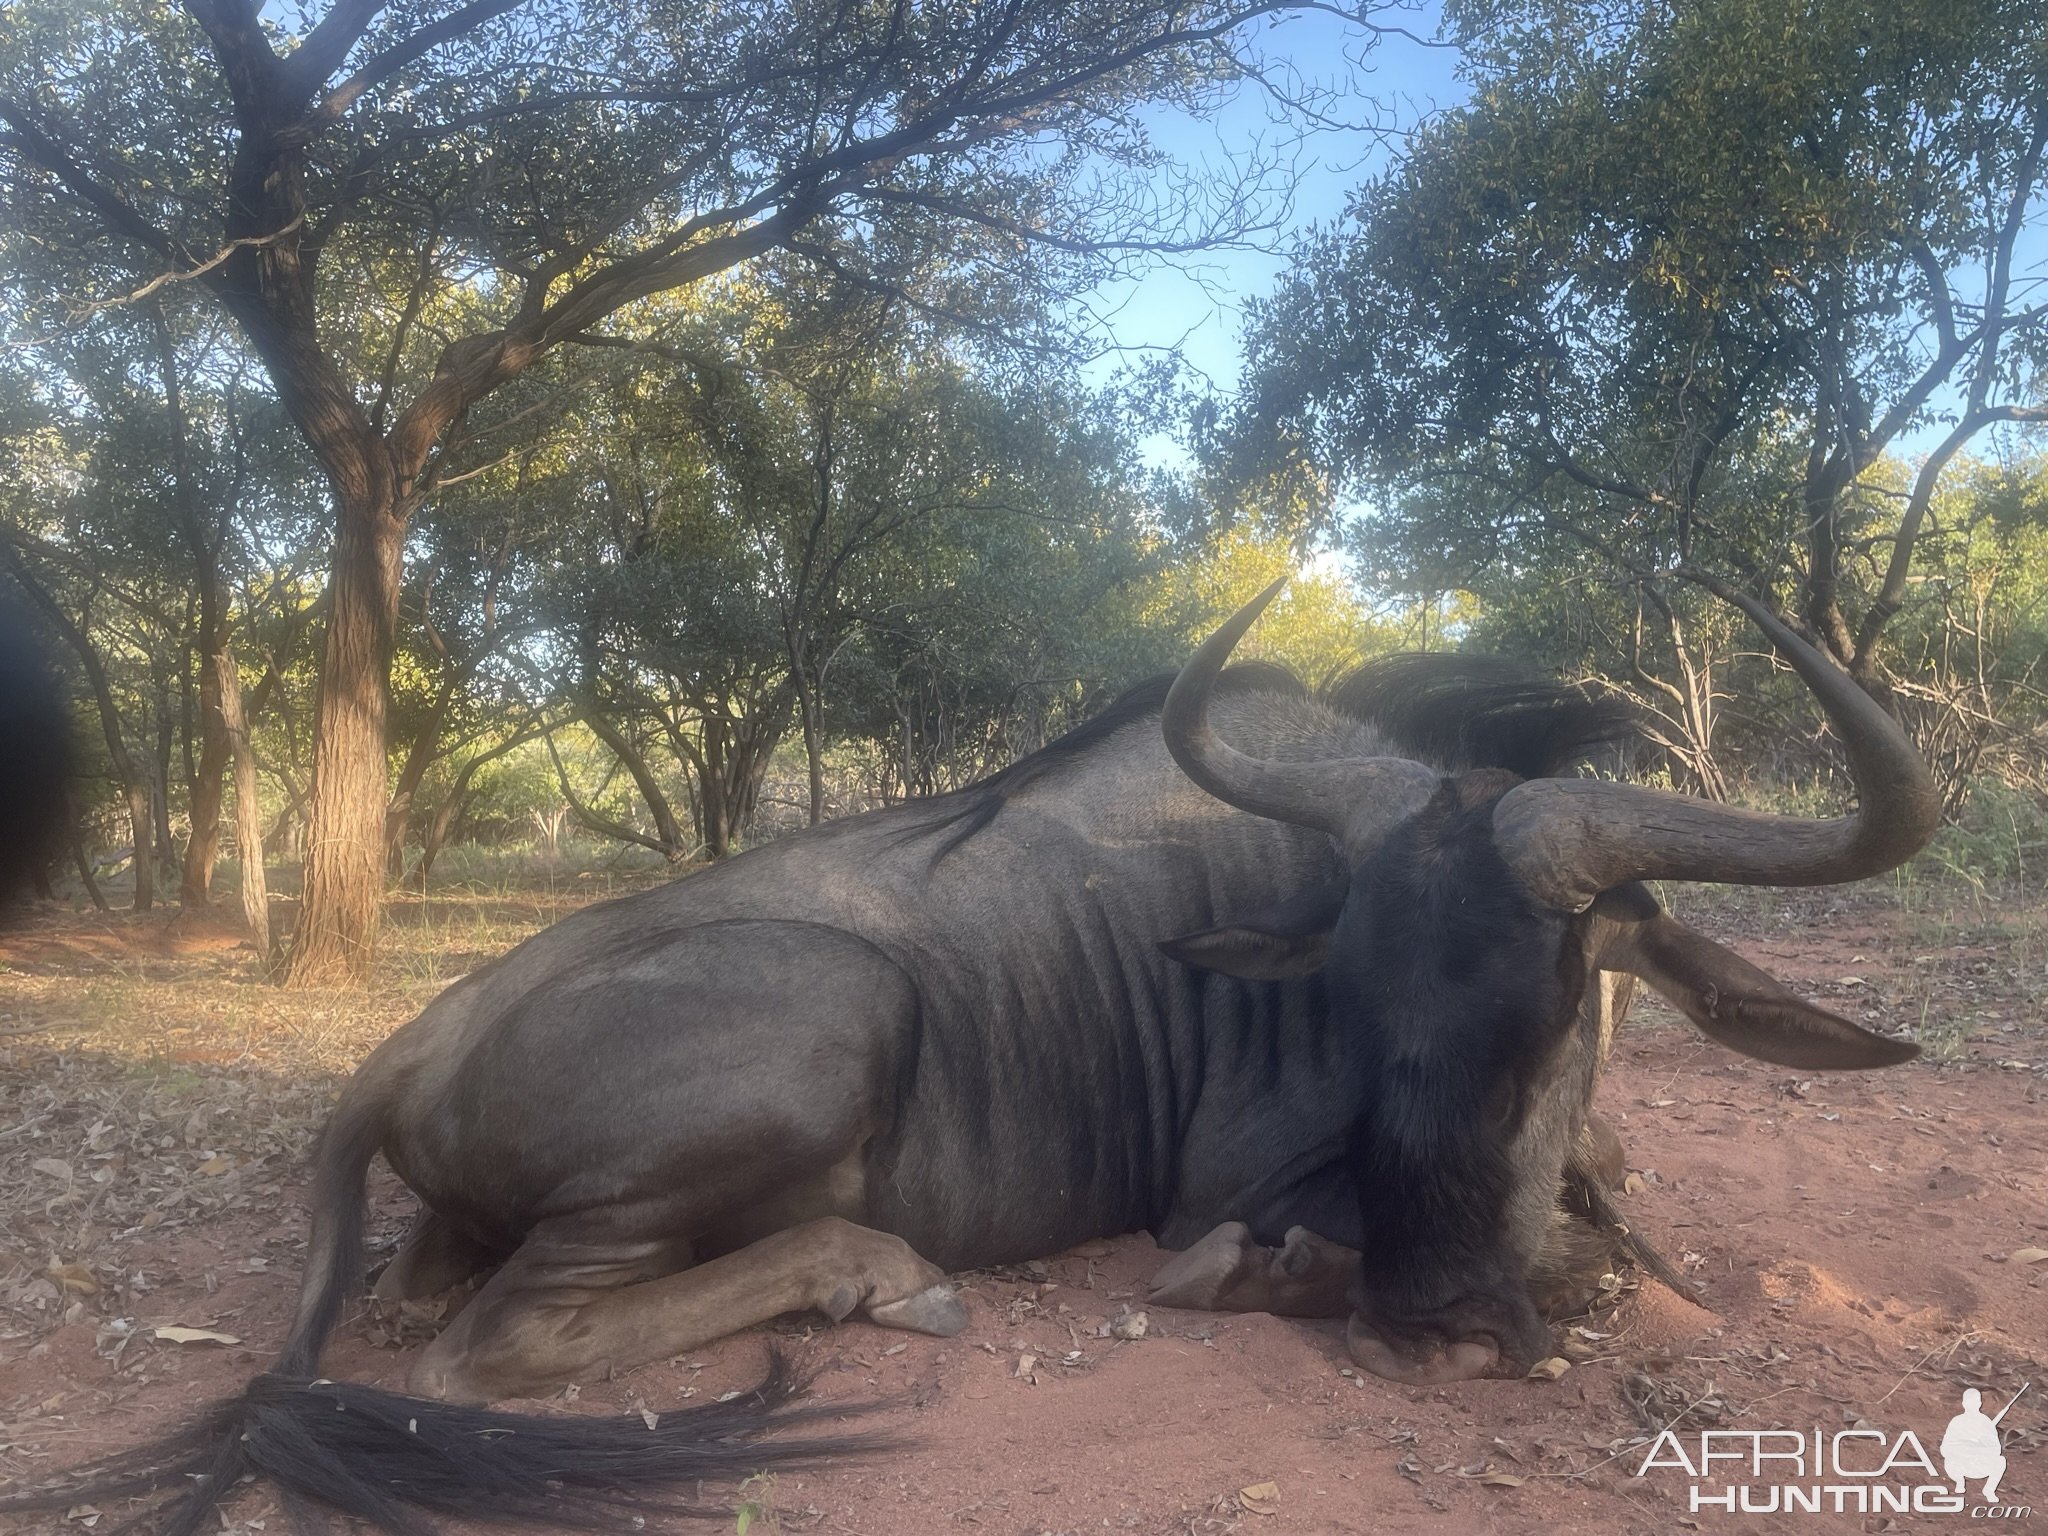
left=1334, top=777, right=1584, bottom=1362
left=915, top=652, right=1633, bottom=861
left=7, top=1360, right=873, bottom=1536
left=1329, top=652, right=1638, bottom=780
left=0, top=601, right=73, bottom=907
left=904, top=661, right=1304, bottom=861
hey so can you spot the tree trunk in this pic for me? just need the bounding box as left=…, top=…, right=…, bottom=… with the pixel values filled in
left=126, top=780, right=155, bottom=912
left=280, top=497, right=406, bottom=986
left=266, top=760, right=309, bottom=857
left=545, top=729, right=682, bottom=858
left=583, top=707, right=687, bottom=855
left=70, top=805, right=107, bottom=912
left=728, top=718, right=781, bottom=849
left=180, top=591, right=233, bottom=905
left=155, top=301, right=232, bottom=908
left=217, top=638, right=270, bottom=955
left=180, top=638, right=199, bottom=798
left=693, top=702, right=791, bottom=856
left=695, top=715, right=737, bottom=858
left=796, top=670, right=825, bottom=826
left=417, top=785, right=469, bottom=887
left=152, top=698, right=179, bottom=886
left=1630, top=587, right=1729, bottom=802
left=183, top=641, right=232, bottom=903
left=385, top=678, right=457, bottom=868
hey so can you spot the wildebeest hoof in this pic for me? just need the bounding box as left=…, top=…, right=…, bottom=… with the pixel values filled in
left=1345, top=1315, right=1500, bottom=1385
left=1277, top=1224, right=1346, bottom=1279
left=1148, top=1220, right=1260, bottom=1309
left=820, top=1281, right=863, bottom=1323
left=406, top=1356, right=492, bottom=1405
left=866, top=1284, right=968, bottom=1336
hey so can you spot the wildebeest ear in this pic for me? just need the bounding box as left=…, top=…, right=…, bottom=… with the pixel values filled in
left=1160, top=879, right=1348, bottom=981
left=1600, top=908, right=1918, bottom=1070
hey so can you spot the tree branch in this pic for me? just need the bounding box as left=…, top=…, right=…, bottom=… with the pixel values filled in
left=300, top=0, right=530, bottom=131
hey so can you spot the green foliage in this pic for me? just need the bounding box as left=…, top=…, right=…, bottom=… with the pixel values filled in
left=1132, top=527, right=1405, bottom=688
left=9, top=0, right=2042, bottom=910
left=1235, top=0, right=2048, bottom=674
left=1221, top=0, right=2048, bottom=809
left=733, top=1474, right=778, bottom=1535
left=1931, top=778, right=2048, bottom=888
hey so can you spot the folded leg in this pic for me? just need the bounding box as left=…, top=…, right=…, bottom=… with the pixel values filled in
left=1148, top=1222, right=1356, bottom=1317
left=408, top=1214, right=965, bottom=1402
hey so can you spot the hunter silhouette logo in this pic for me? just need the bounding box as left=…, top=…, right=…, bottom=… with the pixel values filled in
left=1635, top=1382, right=2032, bottom=1518
left=1943, top=1385, right=2026, bottom=1503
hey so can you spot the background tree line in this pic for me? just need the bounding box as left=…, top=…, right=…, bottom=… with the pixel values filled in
left=0, top=240, right=1387, bottom=955
left=3, top=0, right=2044, bottom=986
left=1231, top=0, right=2048, bottom=819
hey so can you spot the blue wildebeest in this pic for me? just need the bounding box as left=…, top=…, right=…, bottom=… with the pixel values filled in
left=6, top=581, right=1937, bottom=1532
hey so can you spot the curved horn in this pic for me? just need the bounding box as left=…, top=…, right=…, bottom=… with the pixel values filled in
left=1494, top=587, right=1941, bottom=910
left=1163, top=576, right=1437, bottom=850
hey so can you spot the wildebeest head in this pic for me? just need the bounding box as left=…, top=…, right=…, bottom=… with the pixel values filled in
left=1158, top=579, right=1937, bottom=1385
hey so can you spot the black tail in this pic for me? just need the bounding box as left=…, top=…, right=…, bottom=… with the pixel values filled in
left=0, top=1096, right=875, bottom=1534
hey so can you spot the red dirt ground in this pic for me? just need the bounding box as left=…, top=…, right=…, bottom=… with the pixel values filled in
left=1, top=891, right=2043, bottom=1535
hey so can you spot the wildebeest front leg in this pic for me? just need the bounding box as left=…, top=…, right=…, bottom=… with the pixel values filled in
left=408, top=1216, right=965, bottom=1403
left=1148, top=1222, right=1356, bottom=1317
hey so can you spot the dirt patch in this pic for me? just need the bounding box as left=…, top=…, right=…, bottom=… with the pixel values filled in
left=1, top=885, right=2043, bottom=1534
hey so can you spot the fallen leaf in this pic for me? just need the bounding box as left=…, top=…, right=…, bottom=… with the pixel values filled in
left=1238, top=1481, right=1280, bottom=1516
left=1526, top=1356, right=1572, bottom=1381
left=152, top=1325, right=242, bottom=1346
left=1479, top=1472, right=1527, bottom=1488
left=46, top=1261, right=100, bottom=1295
left=32, top=1157, right=74, bottom=1182
left=639, top=1408, right=659, bottom=1431
left=195, top=1154, right=234, bottom=1176
left=2012, top=1247, right=2048, bottom=1265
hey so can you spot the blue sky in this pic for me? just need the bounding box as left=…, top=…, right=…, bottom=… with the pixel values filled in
left=1083, top=8, right=1467, bottom=406
left=1088, top=8, right=2047, bottom=475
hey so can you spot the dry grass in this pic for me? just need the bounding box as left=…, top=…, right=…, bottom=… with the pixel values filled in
left=1661, top=872, right=2046, bottom=1066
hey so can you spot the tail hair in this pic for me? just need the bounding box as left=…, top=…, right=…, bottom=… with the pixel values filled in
left=0, top=1097, right=876, bottom=1533
left=4, top=1355, right=870, bottom=1534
